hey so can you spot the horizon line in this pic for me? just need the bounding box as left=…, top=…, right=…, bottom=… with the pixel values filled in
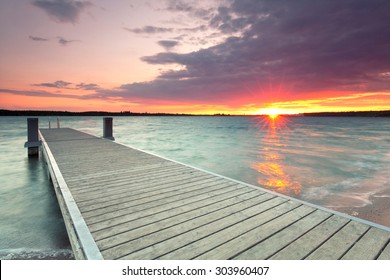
left=1, top=108, right=390, bottom=117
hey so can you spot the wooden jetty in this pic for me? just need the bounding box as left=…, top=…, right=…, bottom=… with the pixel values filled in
left=33, top=119, right=390, bottom=260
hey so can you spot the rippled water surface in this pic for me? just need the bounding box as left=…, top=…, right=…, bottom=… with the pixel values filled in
left=1, top=115, right=389, bottom=259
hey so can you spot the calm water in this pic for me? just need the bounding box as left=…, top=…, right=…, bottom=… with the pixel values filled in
left=1, top=116, right=390, bottom=259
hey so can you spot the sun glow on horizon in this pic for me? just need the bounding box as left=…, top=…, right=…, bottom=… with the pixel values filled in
left=256, top=107, right=292, bottom=119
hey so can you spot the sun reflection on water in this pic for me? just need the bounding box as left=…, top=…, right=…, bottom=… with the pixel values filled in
left=252, top=116, right=302, bottom=195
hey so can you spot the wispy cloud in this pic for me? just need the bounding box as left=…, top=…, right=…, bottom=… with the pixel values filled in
left=75, top=83, right=99, bottom=90
left=123, top=26, right=174, bottom=34
left=166, top=0, right=214, bottom=21
left=33, top=80, right=72, bottom=88
left=31, top=0, right=92, bottom=23
left=0, top=88, right=94, bottom=99
left=32, top=80, right=100, bottom=91
left=57, top=36, right=79, bottom=46
left=28, top=35, right=49, bottom=41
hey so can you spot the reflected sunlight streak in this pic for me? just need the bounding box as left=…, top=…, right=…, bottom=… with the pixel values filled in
left=252, top=116, right=302, bottom=195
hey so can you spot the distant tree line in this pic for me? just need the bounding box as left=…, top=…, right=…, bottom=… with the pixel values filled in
left=0, top=109, right=389, bottom=117
left=0, top=109, right=195, bottom=116
left=300, top=111, right=390, bottom=117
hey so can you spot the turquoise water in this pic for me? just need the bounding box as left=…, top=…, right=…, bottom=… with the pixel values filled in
left=1, top=116, right=390, bottom=259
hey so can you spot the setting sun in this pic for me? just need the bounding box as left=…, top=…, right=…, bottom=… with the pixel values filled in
left=268, top=111, right=279, bottom=119
left=256, top=108, right=283, bottom=119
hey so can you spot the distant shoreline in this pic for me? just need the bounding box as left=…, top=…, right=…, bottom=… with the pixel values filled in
left=1, top=109, right=389, bottom=117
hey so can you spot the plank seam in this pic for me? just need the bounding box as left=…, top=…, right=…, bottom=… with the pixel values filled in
left=75, top=173, right=215, bottom=205
left=265, top=212, right=334, bottom=260
left=338, top=226, right=371, bottom=260
left=302, top=219, right=351, bottom=260
left=97, top=191, right=265, bottom=249
left=113, top=197, right=286, bottom=259
left=152, top=199, right=294, bottom=260
left=79, top=175, right=223, bottom=211
left=70, top=170, right=211, bottom=195
left=374, top=238, right=390, bottom=260
left=226, top=206, right=317, bottom=260
left=82, top=180, right=241, bottom=220
left=91, top=184, right=252, bottom=235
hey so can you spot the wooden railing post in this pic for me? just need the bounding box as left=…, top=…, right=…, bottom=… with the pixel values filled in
left=103, top=117, right=115, bottom=140
left=24, top=118, right=40, bottom=157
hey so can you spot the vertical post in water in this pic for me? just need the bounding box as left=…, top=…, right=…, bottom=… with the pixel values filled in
left=57, top=117, right=61, bottom=128
left=25, top=118, right=40, bottom=157
left=103, top=117, right=115, bottom=140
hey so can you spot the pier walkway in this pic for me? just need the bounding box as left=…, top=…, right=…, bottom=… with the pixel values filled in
left=38, top=127, right=390, bottom=260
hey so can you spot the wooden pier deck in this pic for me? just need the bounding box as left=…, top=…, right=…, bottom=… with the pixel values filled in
left=39, top=127, right=390, bottom=260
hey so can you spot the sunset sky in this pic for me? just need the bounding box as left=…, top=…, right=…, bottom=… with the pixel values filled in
left=1, top=0, right=390, bottom=114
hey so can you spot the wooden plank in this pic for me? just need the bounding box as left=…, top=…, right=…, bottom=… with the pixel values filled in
left=79, top=176, right=224, bottom=213
left=305, top=221, right=369, bottom=259
left=231, top=210, right=331, bottom=260
left=65, top=162, right=178, bottom=183
left=269, top=214, right=349, bottom=260
left=377, top=241, right=390, bottom=260
left=68, top=163, right=188, bottom=185
left=71, top=169, right=212, bottom=197
left=92, top=189, right=259, bottom=242
left=66, top=163, right=189, bottom=189
left=114, top=196, right=295, bottom=259
left=74, top=172, right=214, bottom=205
left=95, top=190, right=263, bottom=249
left=192, top=204, right=314, bottom=260
left=74, top=173, right=213, bottom=204
left=81, top=178, right=237, bottom=221
left=111, top=196, right=287, bottom=259
left=67, top=163, right=189, bottom=187
left=90, top=187, right=257, bottom=239
left=341, top=227, right=390, bottom=260
left=85, top=181, right=244, bottom=230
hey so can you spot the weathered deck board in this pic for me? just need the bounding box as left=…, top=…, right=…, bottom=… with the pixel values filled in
left=341, top=227, right=390, bottom=260
left=377, top=241, right=390, bottom=260
left=39, top=128, right=390, bottom=260
left=232, top=210, right=332, bottom=260
left=305, top=221, right=370, bottom=259
left=268, top=215, right=350, bottom=260
left=93, top=188, right=259, bottom=242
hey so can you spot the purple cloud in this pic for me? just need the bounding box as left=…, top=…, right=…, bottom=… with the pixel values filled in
left=0, top=88, right=96, bottom=99
left=166, top=0, right=214, bottom=20
left=29, top=35, right=49, bottom=41
left=33, top=80, right=72, bottom=88
left=157, top=40, right=179, bottom=51
left=124, top=26, right=174, bottom=34
left=32, top=0, right=92, bottom=23
left=32, top=80, right=100, bottom=90
left=57, top=36, right=79, bottom=46
left=103, top=0, right=390, bottom=104
left=76, top=83, right=100, bottom=90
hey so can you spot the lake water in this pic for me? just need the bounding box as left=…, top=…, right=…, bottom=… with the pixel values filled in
left=1, top=115, right=389, bottom=259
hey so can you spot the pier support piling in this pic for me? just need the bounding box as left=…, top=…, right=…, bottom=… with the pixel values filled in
left=103, top=117, right=115, bottom=140
left=24, top=118, right=41, bottom=157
